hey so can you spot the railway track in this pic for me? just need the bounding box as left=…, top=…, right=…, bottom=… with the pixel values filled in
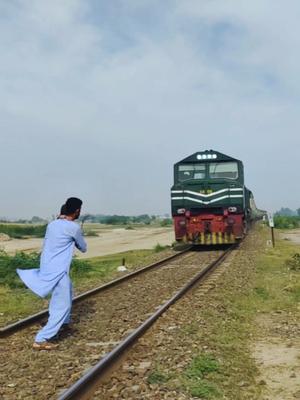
left=1, top=246, right=235, bottom=400
left=58, top=245, right=236, bottom=400
left=0, top=248, right=191, bottom=337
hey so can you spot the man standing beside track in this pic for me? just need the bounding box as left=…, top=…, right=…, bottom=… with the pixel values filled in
left=17, top=197, right=87, bottom=350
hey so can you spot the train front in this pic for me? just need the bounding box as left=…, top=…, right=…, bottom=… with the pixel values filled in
left=171, top=150, right=246, bottom=245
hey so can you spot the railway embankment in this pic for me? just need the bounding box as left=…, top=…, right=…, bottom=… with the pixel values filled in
left=95, top=225, right=300, bottom=399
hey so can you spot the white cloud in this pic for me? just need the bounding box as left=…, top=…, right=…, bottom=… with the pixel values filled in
left=0, top=0, right=300, bottom=217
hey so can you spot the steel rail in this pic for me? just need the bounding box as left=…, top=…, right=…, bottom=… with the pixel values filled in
left=0, top=247, right=192, bottom=337
left=58, top=244, right=236, bottom=400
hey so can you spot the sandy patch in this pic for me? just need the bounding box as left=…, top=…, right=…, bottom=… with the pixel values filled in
left=253, top=315, right=300, bottom=399
left=280, top=229, right=300, bottom=244
left=0, top=227, right=174, bottom=258
left=254, top=340, right=300, bottom=399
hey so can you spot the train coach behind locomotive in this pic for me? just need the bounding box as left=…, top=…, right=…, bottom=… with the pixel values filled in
left=171, top=150, right=259, bottom=245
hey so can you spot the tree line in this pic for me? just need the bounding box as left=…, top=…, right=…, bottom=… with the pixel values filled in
left=274, top=207, right=300, bottom=229
left=0, top=214, right=172, bottom=226
left=79, top=214, right=172, bottom=226
left=275, top=207, right=300, bottom=217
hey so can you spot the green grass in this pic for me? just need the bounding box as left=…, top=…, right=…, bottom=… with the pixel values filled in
left=0, top=223, right=47, bottom=238
left=0, top=286, right=47, bottom=323
left=86, top=249, right=156, bottom=272
left=209, top=228, right=300, bottom=398
left=183, top=355, right=221, bottom=399
left=147, top=369, right=170, bottom=385
left=153, top=243, right=169, bottom=253
left=251, top=239, right=300, bottom=314
left=188, top=380, right=221, bottom=399
left=155, top=225, right=300, bottom=399
left=185, top=355, right=220, bottom=378
left=254, top=287, right=269, bottom=300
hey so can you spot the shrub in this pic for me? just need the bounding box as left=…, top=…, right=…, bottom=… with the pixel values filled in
left=0, top=224, right=47, bottom=238
left=70, top=257, right=92, bottom=279
left=0, top=251, right=40, bottom=288
left=0, top=250, right=91, bottom=288
left=84, top=230, right=98, bottom=237
left=160, top=219, right=173, bottom=227
left=286, top=253, right=300, bottom=271
left=274, top=216, right=300, bottom=229
left=154, top=243, right=167, bottom=252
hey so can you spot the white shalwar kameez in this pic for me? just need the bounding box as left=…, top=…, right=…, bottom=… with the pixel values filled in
left=17, top=219, right=87, bottom=342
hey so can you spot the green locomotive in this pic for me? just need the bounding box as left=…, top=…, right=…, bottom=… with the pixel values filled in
left=171, top=150, right=259, bottom=245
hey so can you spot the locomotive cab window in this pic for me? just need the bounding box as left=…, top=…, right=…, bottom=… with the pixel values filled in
left=178, top=164, right=206, bottom=182
left=209, top=162, right=238, bottom=180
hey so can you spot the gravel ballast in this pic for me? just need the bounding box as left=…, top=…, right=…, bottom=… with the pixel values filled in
left=1, top=249, right=223, bottom=399
left=94, top=230, right=264, bottom=399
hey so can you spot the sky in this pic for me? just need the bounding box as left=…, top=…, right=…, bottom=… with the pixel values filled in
left=1, top=0, right=300, bottom=219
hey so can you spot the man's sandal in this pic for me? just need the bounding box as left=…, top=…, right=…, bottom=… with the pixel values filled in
left=32, top=341, right=59, bottom=350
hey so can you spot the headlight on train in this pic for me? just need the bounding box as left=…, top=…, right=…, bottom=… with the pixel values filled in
left=228, top=207, right=237, bottom=213
left=177, top=208, right=186, bottom=214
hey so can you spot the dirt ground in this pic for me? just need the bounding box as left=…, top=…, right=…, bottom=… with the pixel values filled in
left=280, top=229, right=300, bottom=244
left=254, top=314, right=300, bottom=399
left=0, top=227, right=174, bottom=258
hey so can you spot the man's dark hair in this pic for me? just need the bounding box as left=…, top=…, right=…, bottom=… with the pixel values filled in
left=60, top=204, right=67, bottom=215
left=64, top=197, right=83, bottom=215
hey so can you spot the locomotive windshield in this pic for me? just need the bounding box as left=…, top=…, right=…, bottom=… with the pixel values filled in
left=178, top=164, right=206, bottom=182
left=177, top=161, right=239, bottom=182
left=209, top=162, right=238, bottom=180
